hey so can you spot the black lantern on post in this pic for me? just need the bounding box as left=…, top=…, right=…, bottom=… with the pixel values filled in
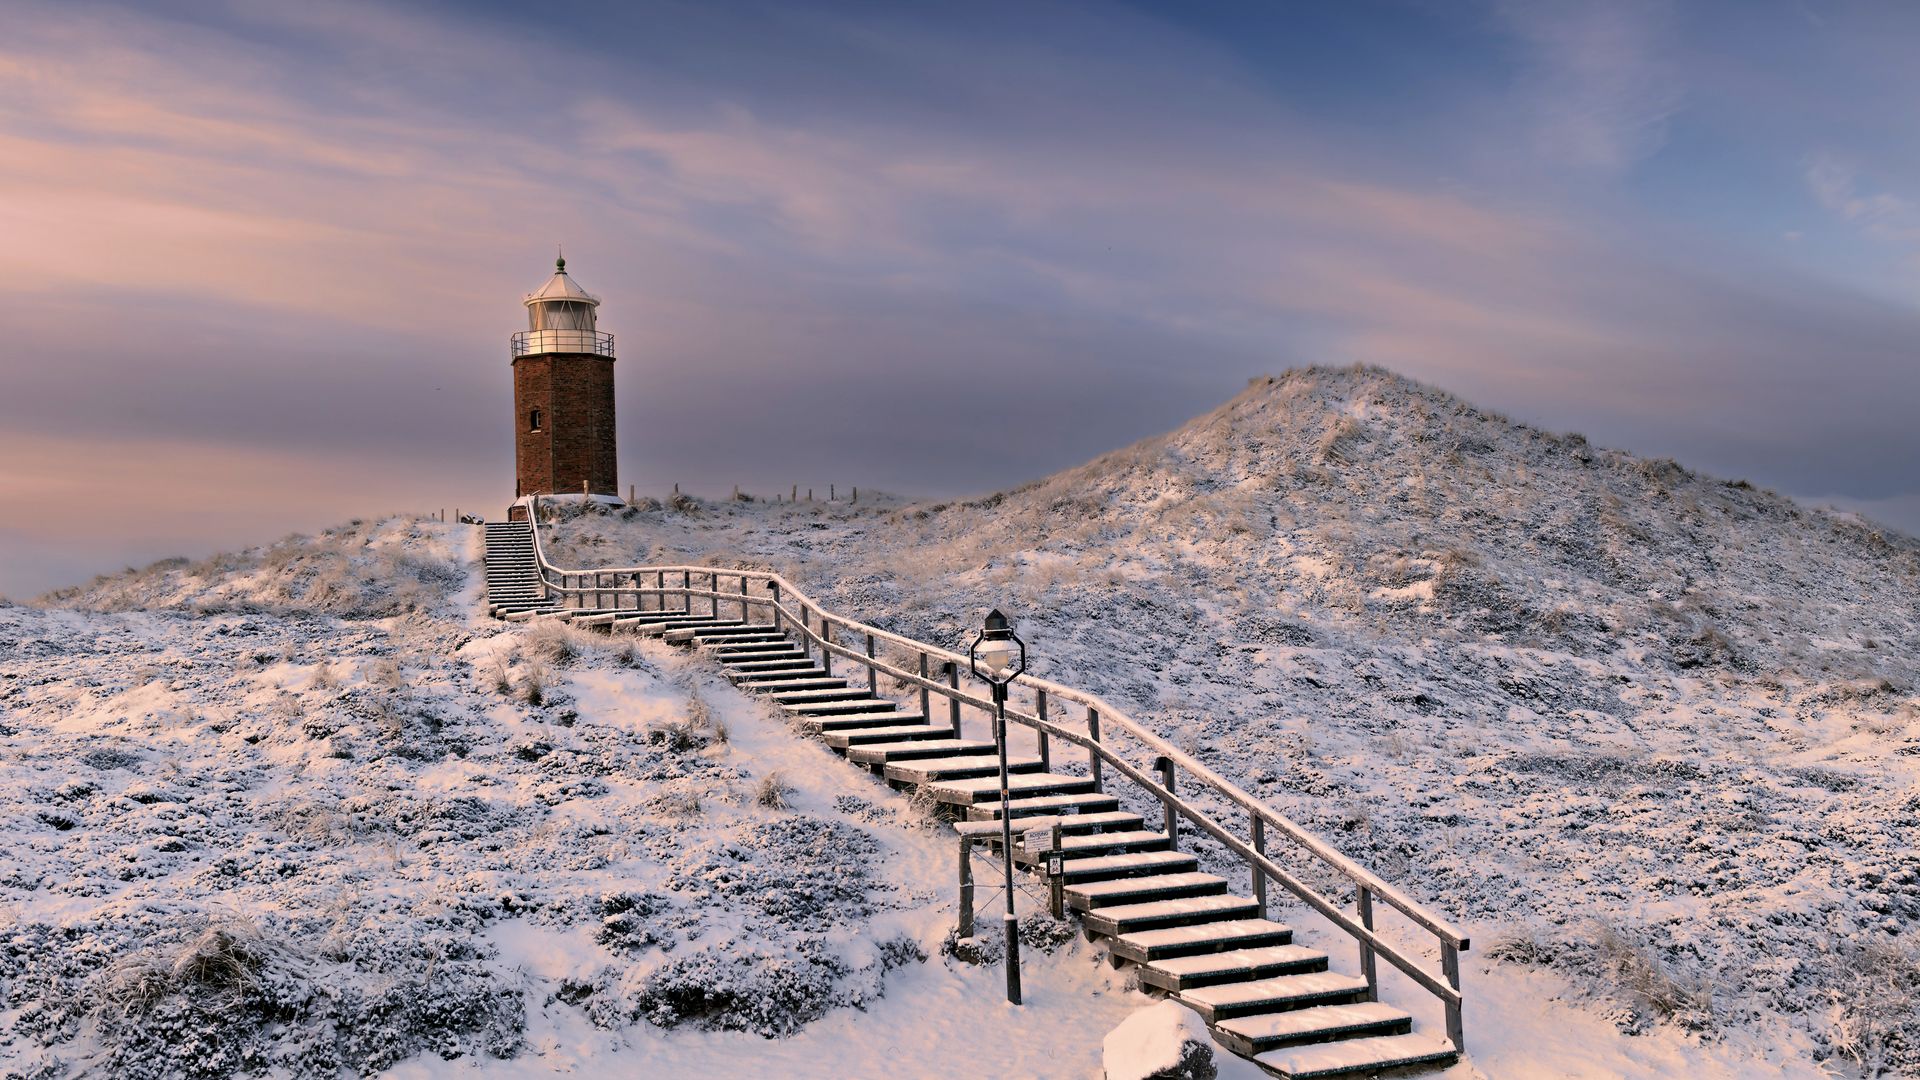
left=969, top=608, right=1027, bottom=1005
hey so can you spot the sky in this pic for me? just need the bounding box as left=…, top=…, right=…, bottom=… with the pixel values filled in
left=2, top=0, right=1919, bottom=597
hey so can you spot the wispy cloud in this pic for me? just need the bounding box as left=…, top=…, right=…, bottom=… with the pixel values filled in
left=1495, top=0, right=1685, bottom=173
left=1, top=0, right=1918, bottom=594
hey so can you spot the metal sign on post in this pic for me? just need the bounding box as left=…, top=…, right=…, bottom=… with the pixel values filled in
left=1024, top=827, right=1054, bottom=854
left=1047, top=853, right=1065, bottom=877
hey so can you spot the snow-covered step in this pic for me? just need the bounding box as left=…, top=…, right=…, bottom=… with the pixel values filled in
left=1211, top=1001, right=1411, bottom=1057
left=845, top=738, right=995, bottom=765
left=767, top=686, right=881, bottom=705
left=1080, top=893, right=1261, bottom=937
left=1179, top=971, right=1372, bottom=1025
left=1107, top=917, right=1293, bottom=964
left=882, top=755, right=1044, bottom=785
left=820, top=723, right=954, bottom=749
left=725, top=655, right=820, bottom=670
left=1251, top=1032, right=1456, bottom=1080
left=696, top=631, right=788, bottom=646
left=965, top=811, right=1147, bottom=843
left=928, top=771, right=1099, bottom=805
left=1066, top=871, right=1227, bottom=912
left=802, top=710, right=927, bottom=733
left=713, top=645, right=811, bottom=661
left=1058, top=850, right=1202, bottom=886
left=1015, top=829, right=1171, bottom=864
left=686, top=622, right=777, bottom=637
left=572, top=609, right=691, bottom=627
left=1138, top=944, right=1329, bottom=992
left=748, top=678, right=854, bottom=697
left=728, top=664, right=825, bottom=683
left=780, top=697, right=900, bottom=717
left=962, top=791, right=1122, bottom=820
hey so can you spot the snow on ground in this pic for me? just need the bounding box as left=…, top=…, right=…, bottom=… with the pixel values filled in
left=2, top=518, right=1143, bottom=1077
left=533, top=365, right=1920, bottom=1077
left=6, top=365, right=1918, bottom=1078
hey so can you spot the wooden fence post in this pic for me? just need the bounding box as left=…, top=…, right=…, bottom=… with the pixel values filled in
left=1252, top=816, right=1268, bottom=920
left=1049, top=821, right=1065, bottom=918
left=1443, top=941, right=1464, bottom=1051
left=1087, top=708, right=1103, bottom=792
left=1357, top=885, right=1379, bottom=1001
left=957, top=835, right=975, bottom=938
left=946, top=662, right=962, bottom=739
left=821, top=615, right=833, bottom=678
left=918, top=652, right=930, bottom=719
left=865, top=632, right=877, bottom=692
left=1036, top=689, right=1050, bottom=770
left=1157, top=756, right=1178, bottom=850
left=770, top=581, right=781, bottom=633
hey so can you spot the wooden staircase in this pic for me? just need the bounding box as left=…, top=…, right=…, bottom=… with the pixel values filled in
left=482, top=521, right=553, bottom=617
left=509, top=604, right=1458, bottom=1078
left=485, top=499, right=1470, bottom=1079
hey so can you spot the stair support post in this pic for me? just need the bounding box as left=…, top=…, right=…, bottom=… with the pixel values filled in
left=1443, top=941, right=1464, bottom=1052
left=1049, top=822, right=1065, bottom=919
left=957, top=835, right=975, bottom=939
left=1036, top=690, right=1050, bottom=771
left=1156, top=756, right=1178, bottom=851
left=918, top=652, right=930, bottom=720
left=1357, top=885, right=1378, bottom=1001
left=1087, top=708, right=1103, bottom=793
left=1251, top=816, right=1268, bottom=920
left=945, top=662, right=961, bottom=739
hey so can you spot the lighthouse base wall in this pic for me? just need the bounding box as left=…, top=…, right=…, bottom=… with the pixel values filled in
left=512, top=352, right=618, bottom=499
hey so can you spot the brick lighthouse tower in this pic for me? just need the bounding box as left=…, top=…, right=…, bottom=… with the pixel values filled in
left=511, top=255, right=617, bottom=504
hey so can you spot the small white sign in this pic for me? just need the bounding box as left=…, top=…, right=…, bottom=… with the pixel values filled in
left=1047, top=853, right=1065, bottom=877
left=1024, top=827, right=1055, bottom=853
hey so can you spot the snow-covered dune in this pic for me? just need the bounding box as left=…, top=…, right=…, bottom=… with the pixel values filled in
left=535, top=365, right=1920, bottom=1076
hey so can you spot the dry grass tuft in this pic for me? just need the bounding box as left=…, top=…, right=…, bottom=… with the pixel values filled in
left=754, top=771, right=794, bottom=810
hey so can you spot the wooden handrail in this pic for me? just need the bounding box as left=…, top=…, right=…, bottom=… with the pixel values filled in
left=516, top=496, right=1470, bottom=1035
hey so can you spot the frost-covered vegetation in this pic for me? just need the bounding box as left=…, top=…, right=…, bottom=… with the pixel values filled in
left=539, top=366, right=1920, bottom=1074
left=0, top=520, right=938, bottom=1078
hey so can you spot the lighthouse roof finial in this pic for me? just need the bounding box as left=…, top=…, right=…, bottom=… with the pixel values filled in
left=556, top=244, right=566, bottom=274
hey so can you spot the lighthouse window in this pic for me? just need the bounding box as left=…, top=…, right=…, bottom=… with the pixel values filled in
left=529, top=409, right=543, bottom=432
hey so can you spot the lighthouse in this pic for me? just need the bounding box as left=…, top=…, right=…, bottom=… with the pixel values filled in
left=510, top=255, right=618, bottom=505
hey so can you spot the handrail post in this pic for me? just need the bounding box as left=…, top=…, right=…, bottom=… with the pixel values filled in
left=741, top=575, right=750, bottom=623
left=821, top=614, right=833, bottom=678
left=1251, top=816, right=1268, bottom=920
left=1049, top=822, right=1065, bottom=918
left=957, top=835, right=974, bottom=938
left=918, top=652, right=930, bottom=719
left=1442, top=942, right=1464, bottom=1051
left=865, top=632, right=876, bottom=693
left=596, top=571, right=605, bottom=610
left=1086, top=708, right=1103, bottom=793
left=1156, top=756, right=1178, bottom=850
left=1035, top=689, right=1050, bottom=771
left=708, top=571, right=718, bottom=618
left=681, top=570, right=690, bottom=614
left=770, top=581, right=781, bottom=634
left=1357, top=885, right=1378, bottom=1001
left=655, top=570, right=664, bottom=613
left=946, top=662, right=962, bottom=739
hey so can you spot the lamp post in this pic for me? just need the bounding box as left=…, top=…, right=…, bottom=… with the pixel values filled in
left=970, top=608, right=1027, bottom=1005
